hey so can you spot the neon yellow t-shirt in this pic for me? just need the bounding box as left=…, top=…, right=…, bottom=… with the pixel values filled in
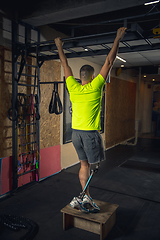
left=66, top=74, right=105, bottom=130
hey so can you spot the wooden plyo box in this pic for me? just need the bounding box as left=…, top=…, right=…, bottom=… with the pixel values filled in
left=61, top=199, right=119, bottom=240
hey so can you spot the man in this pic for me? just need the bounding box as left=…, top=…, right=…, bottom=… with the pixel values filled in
left=55, top=27, right=127, bottom=212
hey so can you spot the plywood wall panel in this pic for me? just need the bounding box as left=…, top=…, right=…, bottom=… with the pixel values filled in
left=0, top=47, right=12, bottom=158
left=105, top=77, right=136, bottom=149
left=0, top=45, right=61, bottom=158
left=40, top=60, right=61, bottom=149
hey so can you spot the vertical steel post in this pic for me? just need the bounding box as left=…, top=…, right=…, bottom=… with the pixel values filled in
left=36, top=29, right=41, bottom=181
left=12, top=20, right=18, bottom=190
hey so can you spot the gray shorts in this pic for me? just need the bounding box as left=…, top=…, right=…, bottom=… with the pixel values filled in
left=72, top=129, right=105, bottom=164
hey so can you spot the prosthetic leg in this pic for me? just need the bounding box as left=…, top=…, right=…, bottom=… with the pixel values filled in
left=77, top=163, right=100, bottom=213
left=79, top=163, right=100, bottom=200
left=70, top=163, right=100, bottom=213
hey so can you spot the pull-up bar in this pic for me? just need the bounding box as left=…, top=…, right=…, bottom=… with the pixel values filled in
left=27, top=27, right=140, bottom=56
left=40, top=81, right=65, bottom=85
left=29, top=30, right=120, bottom=47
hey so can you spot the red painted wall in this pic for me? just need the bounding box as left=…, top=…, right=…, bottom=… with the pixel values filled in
left=0, top=145, right=61, bottom=195
left=39, top=145, right=61, bottom=180
left=1, top=156, right=12, bottom=195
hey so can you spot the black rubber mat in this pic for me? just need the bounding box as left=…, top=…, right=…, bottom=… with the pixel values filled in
left=120, top=160, right=160, bottom=173
left=0, top=137, right=160, bottom=240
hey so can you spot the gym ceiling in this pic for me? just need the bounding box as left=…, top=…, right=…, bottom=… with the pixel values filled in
left=1, top=0, right=160, bottom=75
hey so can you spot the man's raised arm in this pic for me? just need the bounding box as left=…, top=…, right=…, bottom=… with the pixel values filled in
left=100, top=27, right=127, bottom=80
left=55, top=37, right=73, bottom=80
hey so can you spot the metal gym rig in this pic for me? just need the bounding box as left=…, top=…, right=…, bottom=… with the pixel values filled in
left=9, top=17, right=160, bottom=191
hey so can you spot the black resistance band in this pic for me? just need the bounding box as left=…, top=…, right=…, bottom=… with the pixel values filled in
left=49, top=82, right=62, bottom=115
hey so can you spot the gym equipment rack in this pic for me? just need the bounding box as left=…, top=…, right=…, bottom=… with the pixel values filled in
left=11, top=20, right=41, bottom=190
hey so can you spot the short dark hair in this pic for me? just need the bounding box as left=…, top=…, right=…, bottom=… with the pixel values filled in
left=80, top=65, right=94, bottom=81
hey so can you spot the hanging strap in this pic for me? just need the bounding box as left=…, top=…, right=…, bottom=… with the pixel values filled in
left=33, top=67, right=41, bottom=120
left=49, top=82, right=62, bottom=115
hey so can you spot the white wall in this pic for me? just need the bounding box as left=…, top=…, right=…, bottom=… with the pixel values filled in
left=0, top=16, right=12, bottom=48
left=138, top=75, right=160, bottom=134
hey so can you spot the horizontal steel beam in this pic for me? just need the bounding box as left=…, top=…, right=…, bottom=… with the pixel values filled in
left=27, top=32, right=138, bottom=54
left=38, top=42, right=160, bottom=61
left=23, top=23, right=149, bottom=55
